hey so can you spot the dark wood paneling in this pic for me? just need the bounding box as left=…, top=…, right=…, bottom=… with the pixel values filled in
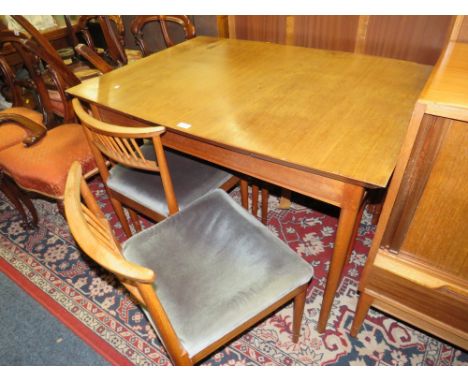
left=364, top=16, right=453, bottom=65
left=234, top=16, right=287, bottom=44
left=293, top=16, right=360, bottom=52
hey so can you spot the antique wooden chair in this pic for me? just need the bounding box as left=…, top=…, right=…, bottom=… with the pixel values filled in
left=0, top=25, right=82, bottom=126
left=0, top=32, right=96, bottom=217
left=75, top=16, right=142, bottom=67
left=10, top=16, right=101, bottom=81
left=130, top=16, right=196, bottom=57
left=72, top=97, right=241, bottom=237
left=64, top=160, right=313, bottom=365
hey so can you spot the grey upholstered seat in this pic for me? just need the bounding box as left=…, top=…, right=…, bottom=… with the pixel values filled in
left=107, top=144, right=232, bottom=217
left=123, top=189, right=313, bottom=358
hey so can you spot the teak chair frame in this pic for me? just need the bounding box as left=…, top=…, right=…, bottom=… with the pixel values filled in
left=64, top=161, right=308, bottom=365
left=72, top=98, right=239, bottom=237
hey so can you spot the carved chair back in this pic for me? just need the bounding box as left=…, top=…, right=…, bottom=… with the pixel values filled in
left=76, top=16, right=127, bottom=66
left=130, top=15, right=195, bottom=56
left=0, top=29, right=79, bottom=127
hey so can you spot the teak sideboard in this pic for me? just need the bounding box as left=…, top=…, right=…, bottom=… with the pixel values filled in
left=351, top=40, right=468, bottom=350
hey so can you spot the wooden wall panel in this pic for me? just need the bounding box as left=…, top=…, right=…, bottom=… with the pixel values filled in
left=364, top=16, right=453, bottom=65
left=233, top=16, right=287, bottom=44
left=451, top=16, right=468, bottom=42
left=293, top=16, right=360, bottom=52
left=122, top=16, right=456, bottom=65
left=226, top=16, right=454, bottom=65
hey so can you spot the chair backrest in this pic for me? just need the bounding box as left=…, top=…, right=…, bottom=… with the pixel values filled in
left=130, top=16, right=196, bottom=56
left=76, top=16, right=127, bottom=66
left=64, top=160, right=191, bottom=365
left=71, top=98, right=179, bottom=215
left=0, top=54, right=22, bottom=106
left=0, top=28, right=80, bottom=127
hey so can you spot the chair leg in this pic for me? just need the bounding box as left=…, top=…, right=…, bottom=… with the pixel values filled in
left=240, top=179, right=249, bottom=210
left=15, top=184, right=38, bottom=227
left=279, top=189, right=292, bottom=209
left=252, top=184, right=259, bottom=216
left=261, top=187, right=269, bottom=225
left=56, top=200, right=66, bottom=218
left=128, top=208, right=142, bottom=232
left=350, top=292, right=374, bottom=336
left=292, top=286, right=308, bottom=343
left=0, top=175, right=38, bottom=227
left=108, top=195, right=132, bottom=238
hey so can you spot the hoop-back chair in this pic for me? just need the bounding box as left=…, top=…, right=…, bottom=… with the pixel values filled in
left=72, top=97, right=240, bottom=238
left=64, top=160, right=313, bottom=365
left=130, top=15, right=196, bottom=57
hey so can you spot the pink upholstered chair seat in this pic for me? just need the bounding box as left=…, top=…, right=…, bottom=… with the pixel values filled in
left=0, top=123, right=96, bottom=198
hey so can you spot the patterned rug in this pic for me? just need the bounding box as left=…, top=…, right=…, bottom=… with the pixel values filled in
left=0, top=178, right=466, bottom=366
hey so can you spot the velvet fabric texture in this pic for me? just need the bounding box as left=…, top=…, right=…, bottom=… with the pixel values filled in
left=0, top=107, right=44, bottom=150
left=0, top=123, right=95, bottom=198
left=123, top=189, right=313, bottom=357
left=107, top=145, right=233, bottom=217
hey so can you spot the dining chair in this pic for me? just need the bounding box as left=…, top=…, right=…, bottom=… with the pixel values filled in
left=0, top=31, right=96, bottom=218
left=72, top=97, right=241, bottom=238
left=10, top=16, right=102, bottom=80
left=64, top=160, right=313, bottom=365
left=75, top=16, right=142, bottom=67
left=130, top=16, right=196, bottom=57
left=1, top=21, right=83, bottom=126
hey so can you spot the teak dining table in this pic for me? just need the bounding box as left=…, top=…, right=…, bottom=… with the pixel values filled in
left=67, top=36, right=432, bottom=332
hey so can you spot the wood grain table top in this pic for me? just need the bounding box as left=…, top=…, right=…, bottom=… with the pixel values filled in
left=68, top=36, right=432, bottom=188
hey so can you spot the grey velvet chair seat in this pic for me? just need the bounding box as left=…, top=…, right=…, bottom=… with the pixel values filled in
left=123, top=189, right=313, bottom=358
left=107, top=144, right=232, bottom=217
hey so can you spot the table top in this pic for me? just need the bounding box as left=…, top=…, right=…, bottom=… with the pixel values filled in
left=419, top=42, right=468, bottom=112
left=67, top=36, right=432, bottom=188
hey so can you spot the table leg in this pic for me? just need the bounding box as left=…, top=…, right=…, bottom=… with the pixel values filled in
left=317, top=185, right=365, bottom=333
left=279, top=189, right=292, bottom=209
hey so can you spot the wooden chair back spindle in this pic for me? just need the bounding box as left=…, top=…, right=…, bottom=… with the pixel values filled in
left=72, top=98, right=179, bottom=215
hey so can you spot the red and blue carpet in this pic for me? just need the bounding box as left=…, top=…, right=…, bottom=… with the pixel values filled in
left=0, top=178, right=466, bottom=365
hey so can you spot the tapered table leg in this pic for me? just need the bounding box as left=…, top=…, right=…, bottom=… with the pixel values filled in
left=317, top=185, right=365, bottom=333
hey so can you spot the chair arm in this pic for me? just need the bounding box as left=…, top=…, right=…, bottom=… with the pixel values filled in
left=0, top=113, right=47, bottom=147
